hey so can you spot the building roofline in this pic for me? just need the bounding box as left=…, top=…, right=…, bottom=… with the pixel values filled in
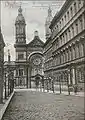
left=50, top=0, right=71, bottom=29
left=43, top=36, right=51, bottom=47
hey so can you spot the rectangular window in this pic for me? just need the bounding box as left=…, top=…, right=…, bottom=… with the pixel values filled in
left=64, top=15, right=66, bottom=22
left=76, top=23, right=78, bottom=34
left=63, top=34, right=65, bottom=44
left=16, top=69, right=18, bottom=76
left=19, top=69, right=23, bottom=76
left=70, top=7, right=73, bottom=17
left=65, top=32, right=68, bottom=42
left=68, top=29, right=71, bottom=40
left=67, top=11, right=69, bottom=21
left=60, top=36, right=62, bottom=45
left=79, top=17, right=83, bottom=31
left=60, top=21, right=61, bottom=30
left=62, top=18, right=64, bottom=26
left=72, top=26, right=74, bottom=37
left=78, top=0, right=81, bottom=9
left=74, top=2, right=77, bottom=14
left=18, top=53, right=24, bottom=60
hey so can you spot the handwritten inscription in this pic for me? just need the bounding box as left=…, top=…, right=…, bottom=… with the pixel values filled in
left=5, top=1, right=19, bottom=8
left=4, top=1, right=62, bottom=10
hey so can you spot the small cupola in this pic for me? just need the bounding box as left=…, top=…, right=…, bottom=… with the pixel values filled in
left=15, top=6, right=25, bottom=24
left=34, top=31, right=39, bottom=37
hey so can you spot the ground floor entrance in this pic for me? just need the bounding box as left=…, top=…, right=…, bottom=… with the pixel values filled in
left=30, top=74, right=44, bottom=89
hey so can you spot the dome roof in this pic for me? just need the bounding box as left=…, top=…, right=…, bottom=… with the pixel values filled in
left=15, top=6, right=25, bottom=24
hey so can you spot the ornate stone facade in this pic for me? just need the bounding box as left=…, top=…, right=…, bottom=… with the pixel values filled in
left=14, top=7, right=44, bottom=88
left=0, top=27, right=5, bottom=103
left=44, top=0, right=85, bottom=92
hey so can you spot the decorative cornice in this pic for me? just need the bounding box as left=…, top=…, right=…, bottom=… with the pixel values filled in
left=50, top=0, right=72, bottom=29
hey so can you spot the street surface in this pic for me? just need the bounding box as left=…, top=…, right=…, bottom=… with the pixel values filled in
left=2, top=90, right=84, bottom=120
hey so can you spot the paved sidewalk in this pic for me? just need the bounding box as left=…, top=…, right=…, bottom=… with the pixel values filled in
left=2, top=90, right=84, bottom=120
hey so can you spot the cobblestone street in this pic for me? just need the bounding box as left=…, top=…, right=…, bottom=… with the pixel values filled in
left=2, top=90, right=84, bottom=120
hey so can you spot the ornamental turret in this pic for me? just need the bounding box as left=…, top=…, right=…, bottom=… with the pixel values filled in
left=15, top=6, right=26, bottom=44
left=45, top=6, right=52, bottom=40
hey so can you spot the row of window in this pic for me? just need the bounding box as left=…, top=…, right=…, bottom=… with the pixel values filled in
left=76, top=68, right=84, bottom=83
left=52, top=0, right=83, bottom=34
left=53, top=67, right=84, bottom=84
left=53, top=14, right=84, bottom=52
left=16, top=69, right=26, bottom=76
left=53, top=42, right=84, bottom=66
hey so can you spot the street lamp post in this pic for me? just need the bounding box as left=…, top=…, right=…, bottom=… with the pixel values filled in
left=26, top=66, right=28, bottom=88
left=47, top=78, right=49, bottom=92
left=59, top=73, right=61, bottom=94
left=42, top=76, right=44, bottom=92
left=67, top=70, right=70, bottom=95
left=52, top=79, right=54, bottom=93
left=8, top=73, right=10, bottom=96
left=4, top=72, right=7, bottom=99
left=26, top=47, right=28, bottom=89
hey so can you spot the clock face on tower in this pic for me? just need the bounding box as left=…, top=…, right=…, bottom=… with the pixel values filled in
left=33, top=58, right=41, bottom=65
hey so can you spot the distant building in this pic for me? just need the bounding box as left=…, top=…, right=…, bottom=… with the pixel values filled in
left=44, top=0, right=85, bottom=92
left=0, top=27, right=5, bottom=103
left=14, top=6, right=44, bottom=88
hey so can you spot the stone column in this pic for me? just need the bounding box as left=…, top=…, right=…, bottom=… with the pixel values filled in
left=65, top=49, right=67, bottom=62
left=68, top=46, right=72, bottom=61
left=72, top=66, right=76, bottom=85
left=81, top=37, right=85, bottom=87
left=68, top=69, right=71, bottom=85
left=63, top=50, right=65, bottom=63
left=66, top=48, right=68, bottom=62
left=75, top=41, right=79, bottom=58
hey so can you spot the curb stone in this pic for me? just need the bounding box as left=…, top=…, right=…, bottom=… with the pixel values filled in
left=0, top=91, right=15, bottom=120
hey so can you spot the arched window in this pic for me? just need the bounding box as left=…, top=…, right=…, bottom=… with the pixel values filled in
left=76, top=22, right=78, bottom=34
left=74, top=2, right=77, bottom=14
left=70, top=7, right=73, bottom=17
left=72, top=25, right=74, bottom=37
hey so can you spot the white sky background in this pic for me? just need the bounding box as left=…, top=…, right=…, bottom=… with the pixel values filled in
left=1, top=0, right=65, bottom=61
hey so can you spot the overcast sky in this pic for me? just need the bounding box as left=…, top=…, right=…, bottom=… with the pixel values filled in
left=1, top=1, right=65, bottom=61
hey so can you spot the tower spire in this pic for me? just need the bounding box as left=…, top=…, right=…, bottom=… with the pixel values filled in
left=15, top=6, right=26, bottom=44
left=18, top=5, right=22, bottom=14
left=48, top=6, right=52, bottom=17
left=45, top=6, right=52, bottom=40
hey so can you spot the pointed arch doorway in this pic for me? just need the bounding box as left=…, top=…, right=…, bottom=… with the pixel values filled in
left=30, top=74, right=44, bottom=89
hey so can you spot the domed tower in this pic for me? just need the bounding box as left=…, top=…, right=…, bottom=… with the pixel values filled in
left=15, top=6, right=26, bottom=44
left=45, top=6, right=52, bottom=40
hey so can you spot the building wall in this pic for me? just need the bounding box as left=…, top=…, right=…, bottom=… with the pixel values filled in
left=44, top=0, right=85, bottom=92
left=0, top=28, right=5, bottom=103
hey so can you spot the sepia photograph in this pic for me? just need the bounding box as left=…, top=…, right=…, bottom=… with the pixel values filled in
left=0, top=0, right=85, bottom=120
